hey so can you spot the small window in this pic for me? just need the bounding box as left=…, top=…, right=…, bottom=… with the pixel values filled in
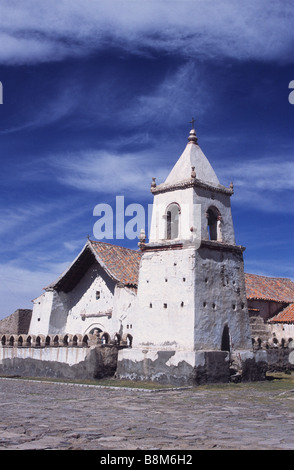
left=96, top=291, right=100, bottom=300
left=181, top=301, right=184, bottom=307
left=150, top=303, right=152, bottom=308
left=163, top=303, right=167, bottom=308
left=183, top=277, right=186, bottom=282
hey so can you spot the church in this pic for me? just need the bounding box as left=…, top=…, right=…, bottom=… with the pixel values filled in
left=24, top=123, right=284, bottom=384
left=2, top=124, right=294, bottom=383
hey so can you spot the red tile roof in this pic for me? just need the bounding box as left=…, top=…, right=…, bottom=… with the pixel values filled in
left=245, top=273, right=294, bottom=303
left=50, top=241, right=294, bottom=309
left=268, top=303, right=294, bottom=323
left=89, top=240, right=141, bottom=286
left=88, top=248, right=294, bottom=299
left=48, top=240, right=142, bottom=292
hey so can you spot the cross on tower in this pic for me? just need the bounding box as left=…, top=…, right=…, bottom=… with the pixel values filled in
left=189, top=117, right=196, bottom=129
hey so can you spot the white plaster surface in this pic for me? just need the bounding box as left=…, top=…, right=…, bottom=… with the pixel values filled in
left=29, top=262, right=137, bottom=341
left=118, top=348, right=196, bottom=368
left=164, top=142, right=220, bottom=186
left=30, top=291, right=54, bottom=336
left=133, top=246, right=196, bottom=350
left=269, top=323, right=294, bottom=343
left=0, top=345, right=89, bottom=366
left=289, top=351, right=294, bottom=365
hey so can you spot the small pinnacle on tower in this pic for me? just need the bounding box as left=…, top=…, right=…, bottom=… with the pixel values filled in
left=151, top=177, right=156, bottom=189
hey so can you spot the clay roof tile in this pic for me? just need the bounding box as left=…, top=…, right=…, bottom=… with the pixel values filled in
left=89, top=240, right=142, bottom=286
left=268, top=303, right=294, bottom=323
left=245, top=273, right=294, bottom=303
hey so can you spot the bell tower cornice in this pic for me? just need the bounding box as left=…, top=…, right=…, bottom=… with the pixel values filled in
left=151, top=177, right=234, bottom=196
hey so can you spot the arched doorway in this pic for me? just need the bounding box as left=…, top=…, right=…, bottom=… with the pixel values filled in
left=221, top=324, right=231, bottom=352
left=84, top=324, right=103, bottom=336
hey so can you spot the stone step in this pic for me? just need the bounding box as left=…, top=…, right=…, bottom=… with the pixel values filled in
left=249, top=316, right=271, bottom=341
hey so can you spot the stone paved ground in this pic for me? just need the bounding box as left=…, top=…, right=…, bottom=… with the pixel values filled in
left=0, top=377, right=293, bottom=450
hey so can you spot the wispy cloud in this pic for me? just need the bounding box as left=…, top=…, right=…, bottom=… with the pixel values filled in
left=1, top=58, right=208, bottom=139
left=216, top=156, right=294, bottom=213
left=49, top=149, right=169, bottom=195
left=125, top=62, right=209, bottom=129
left=227, top=159, right=294, bottom=192
left=1, top=80, right=78, bottom=134
left=48, top=141, right=294, bottom=215
left=0, top=197, right=89, bottom=282
left=1, top=1, right=294, bottom=64
left=244, top=258, right=294, bottom=281
left=0, top=260, right=70, bottom=317
left=0, top=198, right=86, bottom=317
left=0, top=199, right=79, bottom=240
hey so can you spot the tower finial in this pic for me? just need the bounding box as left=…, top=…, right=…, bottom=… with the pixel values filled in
left=188, top=117, right=198, bottom=144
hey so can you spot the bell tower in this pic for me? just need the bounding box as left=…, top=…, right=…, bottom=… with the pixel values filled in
left=148, top=123, right=236, bottom=247
left=117, top=123, right=267, bottom=385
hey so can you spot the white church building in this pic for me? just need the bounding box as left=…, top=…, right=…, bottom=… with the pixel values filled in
left=30, top=240, right=141, bottom=345
left=27, top=125, right=268, bottom=384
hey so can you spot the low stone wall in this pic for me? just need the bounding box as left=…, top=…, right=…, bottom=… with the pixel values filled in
left=266, top=348, right=294, bottom=372
left=116, top=348, right=268, bottom=385
left=0, top=330, right=132, bottom=381
left=0, top=342, right=119, bottom=381
left=251, top=335, right=294, bottom=372
left=116, top=349, right=200, bottom=386
left=1, top=330, right=292, bottom=383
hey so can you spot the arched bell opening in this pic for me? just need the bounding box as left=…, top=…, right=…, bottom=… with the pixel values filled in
left=166, top=203, right=181, bottom=240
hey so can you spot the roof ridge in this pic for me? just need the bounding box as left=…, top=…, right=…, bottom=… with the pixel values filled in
left=89, top=239, right=142, bottom=255
left=245, top=272, right=293, bottom=282
left=269, top=302, right=294, bottom=323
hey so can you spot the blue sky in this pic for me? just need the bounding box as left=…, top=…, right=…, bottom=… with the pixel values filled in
left=0, top=0, right=294, bottom=318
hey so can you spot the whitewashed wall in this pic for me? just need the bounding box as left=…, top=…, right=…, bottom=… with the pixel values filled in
left=64, top=264, right=115, bottom=335
left=30, top=291, right=54, bottom=336
left=269, top=323, right=294, bottom=343
left=29, top=263, right=137, bottom=340
left=133, top=246, right=196, bottom=350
